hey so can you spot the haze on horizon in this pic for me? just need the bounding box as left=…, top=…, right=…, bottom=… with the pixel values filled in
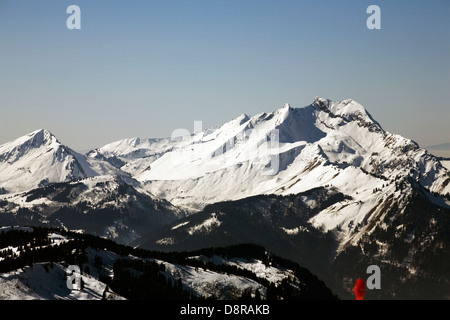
left=0, top=0, right=449, bottom=153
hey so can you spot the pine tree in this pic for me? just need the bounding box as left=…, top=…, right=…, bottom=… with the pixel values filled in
left=239, top=288, right=253, bottom=300
left=94, top=255, right=103, bottom=270
left=266, top=283, right=277, bottom=300
left=102, top=285, right=109, bottom=300
left=84, top=265, right=90, bottom=275
left=255, top=289, right=261, bottom=300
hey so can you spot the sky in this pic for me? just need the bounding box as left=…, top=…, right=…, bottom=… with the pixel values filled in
left=0, top=0, right=449, bottom=152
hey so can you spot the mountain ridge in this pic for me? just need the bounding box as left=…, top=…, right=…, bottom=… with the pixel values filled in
left=2, top=98, right=450, bottom=245
left=1, top=97, right=449, bottom=299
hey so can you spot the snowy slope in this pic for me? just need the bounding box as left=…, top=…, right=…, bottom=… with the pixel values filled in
left=0, top=227, right=335, bottom=300
left=193, top=255, right=296, bottom=286
left=157, top=259, right=267, bottom=299
left=0, top=227, right=124, bottom=300
left=0, top=263, right=124, bottom=300
left=442, top=161, right=450, bottom=171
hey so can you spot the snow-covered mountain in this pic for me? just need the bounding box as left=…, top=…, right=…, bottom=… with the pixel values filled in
left=1, top=97, right=450, bottom=299
left=0, top=175, right=182, bottom=244
left=3, top=98, right=449, bottom=250
left=93, top=98, right=450, bottom=205
left=91, top=98, right=450, bottom=247
left=0, top=129, right=120, bottom=194
left=0, top=129, right=181, bottom=244
left=87, top=97, right=450, bottom=299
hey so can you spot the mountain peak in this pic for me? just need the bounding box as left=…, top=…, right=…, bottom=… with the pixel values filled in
left=313, top=97, right=357, bottom=113
left=29, top=128, right=51, bottom=135
left=313, top=97, right=383, bottom=132
left=235, top=113, right=250, bottom=125
left=25, top=129, right=59, bottom=148
left=273, top=102, right=293, bottom=125
left=0, top=129, right=59, bottom=155
left=0, top=129, right=101, bottom=193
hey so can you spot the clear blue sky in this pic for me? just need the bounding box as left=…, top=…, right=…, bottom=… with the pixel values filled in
left=1, top=0, right=449, bottom=152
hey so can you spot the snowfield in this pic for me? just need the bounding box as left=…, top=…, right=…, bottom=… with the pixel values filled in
left=441, top=160, right=450, bottom=171
left=187, top=213, right=222, bottom=235
left=0, top=263, right=124, bottom=300
left=158, top=259, right=267, bottom=300
left=194, top=255, right=297, bottom=286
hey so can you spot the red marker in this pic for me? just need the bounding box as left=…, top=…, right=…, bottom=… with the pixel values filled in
left=353, top=279, right=366, bottom=300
